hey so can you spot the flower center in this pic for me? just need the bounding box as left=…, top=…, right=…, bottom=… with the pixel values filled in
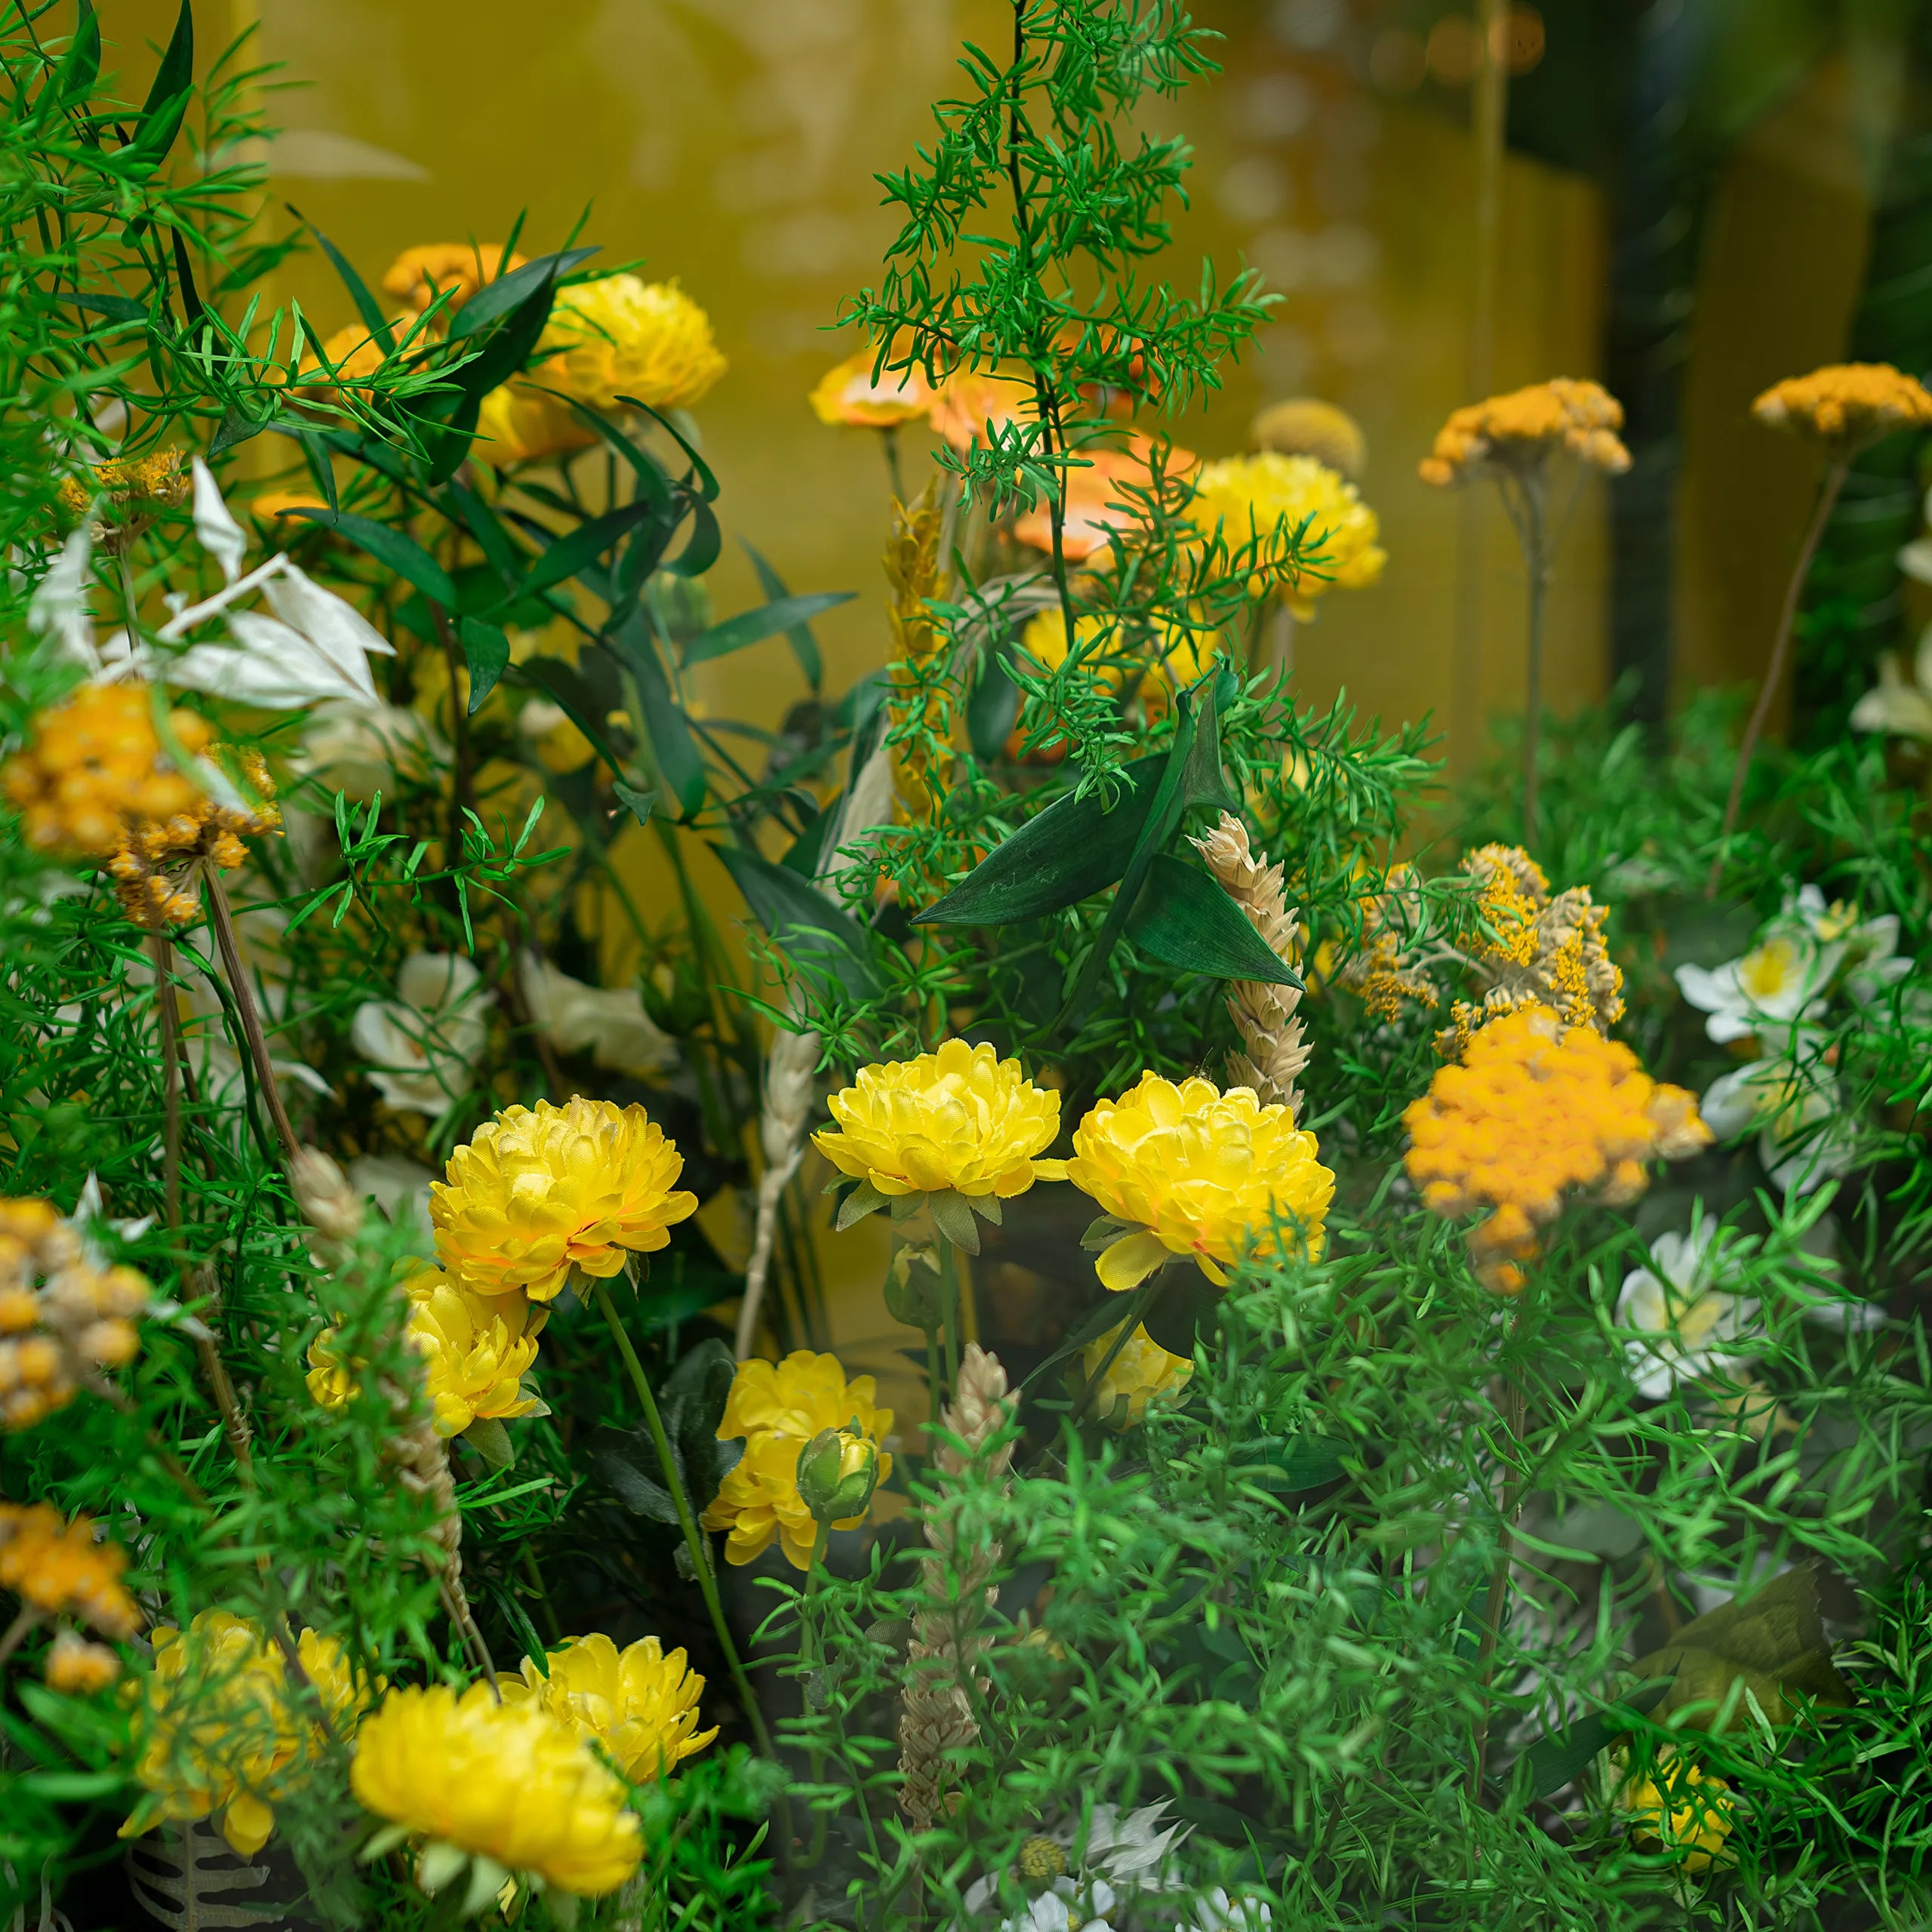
left=1739, top=937, right=1801, bottom=1001
left=1016, top=1837, right=1068, bottom=1881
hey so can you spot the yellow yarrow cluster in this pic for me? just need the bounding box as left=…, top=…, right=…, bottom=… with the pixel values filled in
left=351, top=1682, right=642, bottom=1897
left=306, top=1265, right=547, bottom=1439
left=537, top=275, right=726, bottom=413
left=813, top=1039, right=1066, bottom=1201
left=108, top=746, right=281, bottom=929
left=0, top=1501, right=140, bottom=1641
left=56, top=449, right=189, bottom=521
left=0, top=1196, right=150, bottom=1431
left=125, top=1609, right=380, bottom=1858
left=1617, top=1749, right=1737, bottom=1874
left=498, top=1633, right=716, bottom=1783
left=431, top=1097, right=698, bottom=1303
left=1420, top=378, right=1631, bottom=487
left=1752, top=361, right=1932, bottom=460
left=1188, top=451, right=1386, bottom=619
left=1067, top=1073, right=1336, bottom=1292
left=700, top=1352, right=894, bottom=1571
left=1081, top=1320, right=1194, bottom=1426
left=1404, top=1006, right=1709, bottom=1294
left=2, top=683, right=211, bottom=859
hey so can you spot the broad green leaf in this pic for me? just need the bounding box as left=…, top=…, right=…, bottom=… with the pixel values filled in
left=56, top=2, right=101, bottom=107
left=450, top=246, right=598, bottom=337
left=125, top=0, right=191, bottom=167
left=589, top=1426, right=679, bottom=1524
left=1127, top=852, right=1300, bottom=984
left=624, top=398, right=720, bottom=500
left=714, top=841, right=877, bottom=1000
left=967, top=644, right=1023, bottom=761
left=1515, top=1679, right=1674, bottom=1801
left=610, top=613, right=706, bottom=818
left=743, top=541, right=823, bottom=689
left=515, top=657, right=628, bottom=778
left=280, top=507, right=457, bottom=607
left=682, top=591, right=855, bottom=669
left=457, top=619, right=509, bottom=714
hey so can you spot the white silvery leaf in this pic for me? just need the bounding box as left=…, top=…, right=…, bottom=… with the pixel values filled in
left=192, top=457, right=248, bottom=586
left=263, top=561, right=395, bottom=693
left=231, top=608, right=378, bottom=703
left=158, top=625, right=339, bottom=710
left=28, top=526, right=99, bottom=669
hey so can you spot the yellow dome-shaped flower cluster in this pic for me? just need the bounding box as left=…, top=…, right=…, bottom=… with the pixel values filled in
left=125, top=1609, right=380, bottom=1858
left=1404, top=1005, right=1709, bottom=1294
left=474, top=380, right=598, bottom=467
left=1187, top=452, right=1386, bottom=618
left=1066, top=1073, right=1336, bottom=1292
left=2, top=684, right=211, bottom=859
left=1251, top=396, right=1367, bottom=479
left=1617, top=1748, right=1736, bottom=1874
left=809, top=347, right=938, bottom=426
left=1752, top=361, right=1932, bottom=460
left=1420, top=378, right=1631, bottom=487
left=537, top=275, right=727, bottom=413
left=0, top=1196, right=151, bottom=1431
left=700, top=1352, right=894, bottom=1571
left=1081, top=1319, right=1195, bottom=1427
left=814, top=1039, right=1068, bottom=1201
left=55, top=449, right=189, bottom=522
left=351, top=1682, right=642, bottom=1897
left=306, top=1266, right=547, bottom=1439
left=432, top=1097, right=698, bottom=1303
left=498, top=1633, right=716, bottom=1783
left=381, top=242, right=526, bottom=315
left=46, top=1627, right=122, bottom=1694
left=108, top=746, right=281, bottom=929
left=0, top=1501, right=140, bottom=1640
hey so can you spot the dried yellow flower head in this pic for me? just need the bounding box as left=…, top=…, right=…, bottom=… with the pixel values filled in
left=108, top=746, right=281, bottom=929
left=0, top=1500, right=139, bottom=1639
left=56, top=449, right=189, bottom=521
left=1081, top=1319, right=1195, bottom=1427
left=2, top=683, right=211, bottom=859
left=1404, top=1005, right=1709, bottom=1294
left=810, top=347, right=938, bottom=426
left=700, top=1351, right=894, bottom=1571
left=381, top=243, right=527, bottom=315
left=45, top=1629, right=122, bottom=1694
left=1617, top=1748, right=1736, bottom=1873
left=1420, top=378, right=1630, bottom=487
left=1251, top=396, right=1367, bottom=479
left=1189, top=451, right=1386, bottom=618
left=814, top=1039, right=1067, bottom=1200
left=497, top=1632, right=718, bottom=1783
left=1752, top=362, right=1932, bottom=460
left=1067, top=1072, right=1336, bottom=1292
left=431, top=1097, right=699, bottom=1303
left=537, top=275, right=727, bottom=412
left=351, top=1683, right=643, bottom=1897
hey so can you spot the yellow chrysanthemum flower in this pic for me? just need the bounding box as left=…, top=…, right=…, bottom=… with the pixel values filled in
left=700, top=1352, right=894, bottom=1571
left=475, top=381, right=598, bottom=466
left=812, top=1039, right=1068, bottom=1200
left=1081, top=1319, right=1194, bottom=1426
left=537, top=275, right=726, bottom=413
left=124, top=1611, right=378, bottom=1859
left=498, top=1633, right=717, bottom=1783
left=1251, top=395, right=1367, bottom=478
left=1617, top=1749, right=1736, bottom=1873
left=352, top=1683, right=642, bottom=1898
left=1066, top=1073, right=1336, bottom=1292
left=1189, top=451, right=1385, bottom=619
left=809, top=348, right=937, bottom=426
left=431, top=1097, right=698, bottom=1303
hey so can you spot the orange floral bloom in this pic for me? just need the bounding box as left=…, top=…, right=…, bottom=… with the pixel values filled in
left=380, top=243, right=527, bottom=315
left=928, top=370, right=1038, bottom=452
left=810, top=349, right=937, bottom=427
left=0, top=1501, right=140, bottom=1639
left=1014, top=432, right=1199, bottom=563
left=1752, top=362, right=1932, bottom=460
left=1420, top=378, right=1630, bottom=488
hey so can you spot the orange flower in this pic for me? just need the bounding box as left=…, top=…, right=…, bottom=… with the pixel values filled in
left=928, top=370, right=1038, bottom=452
left=1752, top=362, right=1932, bottom=460
left=1420, top=379, right=1630, bottom=488
left=1014, top=432, right=1199, bottom=563
left=381, top=244, right=527, bottom=315
left=810, top=349, right=937, bottom=427
left=1251, top=397, right=1367, bottom=480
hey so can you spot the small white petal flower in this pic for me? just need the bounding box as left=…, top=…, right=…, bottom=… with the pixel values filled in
left=1185, top=1887, right=1274, bottom=1932
left=191, top=457, right=248, bottom=586
left=352, top=952, right=492, bottom=1118
left=1617, top=1221, right=1758, bottom=1398
left=1700, top=1053, right=1858, bottom=1196
left=518, top=952, right=675, bottom=1077
left=1675, top=928, right=1836, bottom=1044
left=28, top=526, right=100, bottom=670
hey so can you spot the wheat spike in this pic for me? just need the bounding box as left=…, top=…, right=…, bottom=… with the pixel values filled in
left=1191, top=812, right=1311, bottom=1118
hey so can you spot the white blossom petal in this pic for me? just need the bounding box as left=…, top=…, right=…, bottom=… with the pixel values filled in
left=28, top=527, right=100, bottom=669
left=192, top=458, right=248, bottom=586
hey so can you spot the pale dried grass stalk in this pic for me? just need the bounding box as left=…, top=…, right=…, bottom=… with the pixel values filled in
left=1191, top=811, right=1311, bottom=1119
left=897, top=1343, right=1014, bottom=1831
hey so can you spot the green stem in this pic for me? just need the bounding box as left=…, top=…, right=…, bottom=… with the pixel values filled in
left=1519, top=478, right=1549, bottom=849
left=879, top=424, right=906, bottom=502
left=205, top=873, right=299, bottom=1162
left=520, top=1541, right=563, bottom=1647
left=592, top=1278, right=775, bottom=1761
left=1467, top=1370, right=1528, bottom=1799
left=934, top=1232, right=963, bottom=1398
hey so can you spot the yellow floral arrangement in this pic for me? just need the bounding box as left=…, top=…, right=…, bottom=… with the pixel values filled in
left=1752, top=361, right=1932, bottom=460
left=700, top=1352, right=894, bottom=1571
left=1187, top=451, right=1386, bottom=618
left=1419, top=377, right=1631, bottom=486
left=536, top=274, right=727, bottom=413
left=498, top=1632, right=717, bottom=1783
left=1066, top=1072, right=1335, bottom=1291
left=351, top=1681, right=642, bottom=1898
left=1403, top=1005, right=1709, bottom=1294
left=431, top=1097, right=698, bottom=1303
left=0, top=1501, right=140, bottom=1645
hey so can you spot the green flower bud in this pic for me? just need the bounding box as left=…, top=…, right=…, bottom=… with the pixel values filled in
left=795, top=1420, right=881, bottom=1527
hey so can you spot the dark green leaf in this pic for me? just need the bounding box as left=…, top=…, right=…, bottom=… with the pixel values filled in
left=518, top=501, right=660, bottom=601
left=207, top=408, right=266, bottom=459
left=610, top=613, right=706, bottom=817
left=928, top=1189, right=980, bottom=1255
left=125, top=0, right=191, bottom=166
left=589, top=1426, right=680, bottom=1524
left=280, top=508, right=458, bottom=606
left=56, top=291, right=143, bottom=322
left=613, top=780, right=657, bottom=826
left=1140, top=1266, right=1221, bottom=1356
left=624, top=398, right=719, bottom=500
left=449, top=246, right=598, bottom=337
left=441, top=480, right=526, bottom=592
left=658, top=1339, right=740, bottom=1512
left=1242, top=1435, right=1352, bottom=1494
left=1127, top=853, right=1300, bottom=984
left=56, top=1, right=100, bottom=105
left=914, top=755, right=1166, bottom=926
left=301, top=217, right=394, bottom=348
left=1515, top=1679, right=1673, bottom=1801
left=458, top=620, right=509, bottom=714
left=683, top=591, right=855, bottom=669
left=743, top=542, right=823, bottom=690
left=714, top=842, right=878, bottom=999
left=665, top=495, right=721, bottom=579
left=515, top=657, right=629, bottom=777
left=967, top=644, right=1023, bottom=761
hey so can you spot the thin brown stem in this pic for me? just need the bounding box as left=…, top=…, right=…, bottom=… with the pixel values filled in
left=1521, top=479, right=1549, bottom=848
left=1708, top=461, right=1849, bottom=896
left=204, top=875, right=299, bottom=1161
left=186, top=1266, right=254, bottom=1479
left=0, top=1607, right=41, bottom=1672
left=152, top=933, right=183, bottom=1237
left=1468, top=1372, right=1528, bottom=1799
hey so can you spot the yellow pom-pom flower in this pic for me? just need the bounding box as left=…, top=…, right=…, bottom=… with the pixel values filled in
left=1188, top=452, right=1386, bottom=619
left=498, top=1633, right=717, bottom=1783
left=351, top=1683, right=642, bottom=1898
left=537, top=275, right=726, bottom=413
left=1066, top=1073, right=1335, bottom=1292
left=700, top=1352, right=894, bottom=1571
left=1081, top=1319, right=1194, bottom=1426
left=1251, top=395, right=1367, bottom=478
left=431, top=1097, right=698, bottom=1303
left=45, top=1629, right=122, bottom=1694
left=124, top=1611, right=378, bottom=1859
left=1420, top=378, right=1631, bottom=488
left=813, top=1038, right=1068, bottom=1201
left=1617, top=1749, right=1736, bottom=1873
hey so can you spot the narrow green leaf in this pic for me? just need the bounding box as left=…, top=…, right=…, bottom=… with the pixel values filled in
left=610, top=613, right=706, bottom=817
left=518, top=501, right=658, bottom=601
left=682, top=591, right=855, bottom=669
left=624, top=398, right=720, bottom=500
left=613, top=780, right=657, bottom=826
left=450, top=246, right=599, bottom=337
left=515, top=657, right=629, bottom=778
left=1127, top=853, right=1300, bottom=984
left=1515, top=1680, right=1674, bottom=1801
left=280, top=507, right=458, bottom=606
left=56, top=1, right=101, bottom=107
left=457, top=619, right=509, bottom=714
left=714, top=842, right=878, bottom=999
left=125, top=0, right=192, bottom=165
left=301, top=217, right=394, bottom=348
left=743, top=541, right=823, bottom=689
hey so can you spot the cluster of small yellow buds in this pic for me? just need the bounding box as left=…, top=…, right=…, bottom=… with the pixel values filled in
left=0, top=1198, right=151, bottom=1429
left=2, top=683, right=213, bottom=859
left=0, top=1501, right=141, bottom=1644
left=109, top=747, right=281, bottom=928
left=1752, top=362, right=1932, bottom=461
left=1420, top=378, right=1631, bottom=488
left=1404, top=1005, right=1709, bottom=1294
left=55, top=449, right=189, bottom=524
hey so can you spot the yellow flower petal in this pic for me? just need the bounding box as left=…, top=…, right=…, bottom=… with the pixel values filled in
left=1097, top=1230, right=1172, bottom=1293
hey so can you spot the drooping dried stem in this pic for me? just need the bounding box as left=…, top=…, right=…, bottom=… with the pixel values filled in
left=897, top=1343, right=1014, bottom=1832
left=1190, top=812, right=1310, bottom=1119
left=204, top=873, right=297, bottom=1162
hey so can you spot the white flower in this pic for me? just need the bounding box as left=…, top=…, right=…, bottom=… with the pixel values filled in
left=293, top=698, right=441, bottom=803
left=1675, top=925, right=1839, bottom=1044
left=1001, top=1887, right=1113, bottom=1932
left=1785, top=884, right=1912, bottom=1007
left=1060, top=1803, right=1187, bottom=1889
left=518, top=952, right=675, bottom=1077
left=192, top=457, right=248, bottom=586
left=1617, top=1221, right=1758, bottom=1398
left=1851, top=627, right=1932, bottom=740
left=351, top=952, right=492, bottom=1117
left=1184, top=1888, right=1273, bottom=1932
left=1701, top=1051, right=1860, bottom=1195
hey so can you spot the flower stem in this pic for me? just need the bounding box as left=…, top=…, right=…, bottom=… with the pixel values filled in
left=0, top=1606, right=41, bottom=1672
left=879, top=424, right=906, bottom=503
left=1707, top=460, right=1850, bottom=897
left=934, top=1232, right=963, bottom=1398
left=1466, top=1370, right=1527, bottom=1799
left=204, top=874, right=299, bottom=1163
left=591, top=1276, right=776, bottom=1761
left=152, top=933, right=183, bottom=1237
left=1520, top=475, right=1549, bottom=848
